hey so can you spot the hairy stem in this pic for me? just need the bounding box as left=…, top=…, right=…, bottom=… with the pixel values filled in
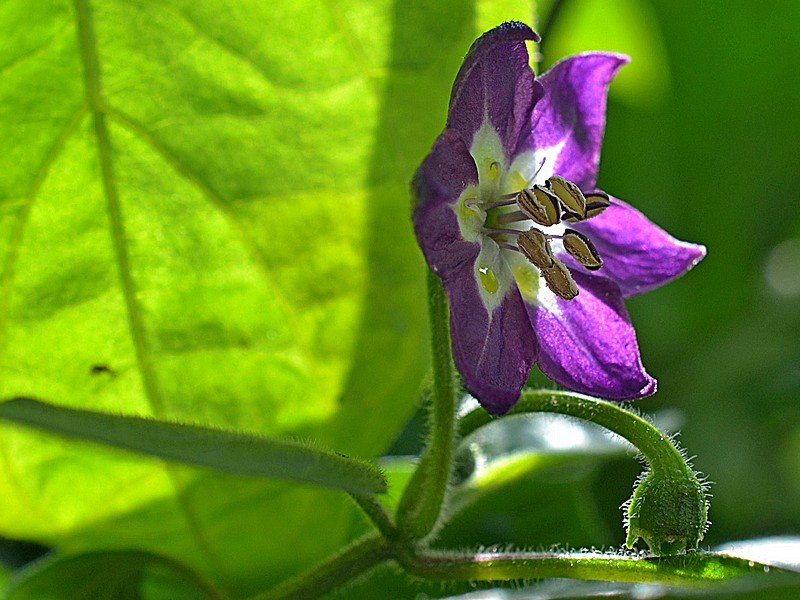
left=350, top=493, right=398, bottom=543
left=395, top=271, right=457, bottom=541
left=459, top=389, right=683, bottom=474
left=252, top=534, right=391, bottom=600
left=402, top=548, right=763, bottom=585
left=458, top=389, right=708, bottom=553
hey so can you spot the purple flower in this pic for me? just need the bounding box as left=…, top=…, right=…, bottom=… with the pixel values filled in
left=412, top=22, right=705, bottom=415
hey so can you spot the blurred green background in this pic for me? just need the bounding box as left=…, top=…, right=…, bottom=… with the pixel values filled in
left=0, top=0, right=799, bottom=597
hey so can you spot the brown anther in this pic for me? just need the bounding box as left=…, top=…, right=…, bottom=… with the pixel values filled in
left=547, top=175, right=587, bottom=217
left=516, top=185, right=561, bottom=226
left=517, top=228, right=554, bottom=269
left=584, top=192, right=611, bottom=219
left=542, top=259, right=579, bottom=300
left=563, top=228, right=603, bottom=271
left=559, top=192, right=610, bottom=222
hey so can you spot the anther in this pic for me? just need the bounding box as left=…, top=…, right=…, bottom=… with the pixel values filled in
left=561, top=192, right=610, bottom=222
left=517, top=228, right=555, bottom=269
left=563, top=228, right=603, bottom=270
left=542, top=260, right=579, bottom=300
left=547, top=175, right=587, bottom=217
left=516, top=185, right=561, bottom=226
left=584, top=192, right=611, bottom=218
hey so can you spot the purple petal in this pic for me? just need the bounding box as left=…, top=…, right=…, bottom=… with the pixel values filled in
left=447, top=21, right=542, bottom=157
left=572, top=197, right=707, bottom=297
left=412, top=129, right=481, bottom=278
left=413, top=128, right=537, bottom=413
left=447, top=265, right=538, bottom=415
left=526, top=270, right=656, bottom=400
left=521, top=52, right=628, bottom=189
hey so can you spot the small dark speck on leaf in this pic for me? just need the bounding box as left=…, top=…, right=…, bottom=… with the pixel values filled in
left=90, top=364, right=116, bottom=377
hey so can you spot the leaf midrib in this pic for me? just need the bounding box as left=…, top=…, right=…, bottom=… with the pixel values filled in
left=72, top=0, right=226, bottom=582
left=73, top=0, right=163, bottom=414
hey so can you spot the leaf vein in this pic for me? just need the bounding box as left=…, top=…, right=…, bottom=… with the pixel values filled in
left=160, top=4, right=276, bottom=89
left=0, top=22, right=73, bottom=77
left=72, top=0, right=227, bottom=583
left=319, top=0, right=380, bottom=90
left=104, top=106, right=311, bottom=358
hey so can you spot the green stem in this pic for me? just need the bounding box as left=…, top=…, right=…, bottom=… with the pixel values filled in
left=251, top=534, right=391, bottom=600
left=403, top=549, right=767, bottom=586
left=458, top=390, right=708, bottom=554
left=459, top=390, right=683, bottom=473
left=349, top=493, right=398, bottom=542
left=395, top=271, right=457, bottom=541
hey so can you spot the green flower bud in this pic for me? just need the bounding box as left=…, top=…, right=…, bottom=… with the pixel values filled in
left=625, top=468, right=709, bottom=556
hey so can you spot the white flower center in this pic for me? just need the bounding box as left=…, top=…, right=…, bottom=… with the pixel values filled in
left=452, top=120, right=609, bottom=306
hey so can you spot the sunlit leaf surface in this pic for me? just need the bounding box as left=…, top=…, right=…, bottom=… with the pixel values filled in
left=0, top=0, right=531, bottom=593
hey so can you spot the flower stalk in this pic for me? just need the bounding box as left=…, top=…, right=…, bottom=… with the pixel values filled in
left=458, top=389, right=709, bottom=554
left=395, top=270, right=458, bottom=542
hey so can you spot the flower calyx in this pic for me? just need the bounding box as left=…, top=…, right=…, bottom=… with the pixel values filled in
left=625, top=468, right=709, bottom=556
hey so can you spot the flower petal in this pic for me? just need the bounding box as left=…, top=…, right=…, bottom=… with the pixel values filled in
left=447, top=260, right=538, bottom=415
left=412, top=129, right=481, bottom=278
left=572, top=197, right=707, bottom=297
left=413, top=129, right=537, bottom=413
left=520, top=52, right=629, bottom=189
left=447, top=21, right=542, bottom=157
left=526, top=270, right=656, bottom=400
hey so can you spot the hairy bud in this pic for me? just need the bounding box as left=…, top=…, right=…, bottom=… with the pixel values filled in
left=625, top=468, right=709, bottom=556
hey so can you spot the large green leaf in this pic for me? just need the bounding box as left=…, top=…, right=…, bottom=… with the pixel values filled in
left=5, top=550, right=223, bottom=600
left=0, top=0, right=533, bottom=596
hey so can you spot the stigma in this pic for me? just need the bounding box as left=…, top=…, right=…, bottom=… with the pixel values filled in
left=481, top=175, right=610, bottom=300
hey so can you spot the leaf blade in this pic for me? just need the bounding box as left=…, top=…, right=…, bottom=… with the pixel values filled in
left=0, top=398, right=386, bottom=495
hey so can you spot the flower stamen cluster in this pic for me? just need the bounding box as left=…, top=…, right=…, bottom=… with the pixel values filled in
left=476, top=175, right=610, bottom=300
